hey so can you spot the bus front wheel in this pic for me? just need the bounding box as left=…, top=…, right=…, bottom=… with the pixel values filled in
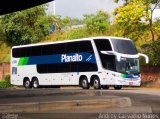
left=23, top=78, right=31, bottom=89
left=114, top=85, right=122, bottom=90
left=80, top=76, right=90, bottom=89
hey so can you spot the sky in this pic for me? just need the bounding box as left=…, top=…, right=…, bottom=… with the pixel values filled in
left=47, top=0, right=123, bottom=18
left=47, top=0, right=160, bottom=20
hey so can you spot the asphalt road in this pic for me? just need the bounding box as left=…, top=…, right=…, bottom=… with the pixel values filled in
left=0, top=87, right=160, bottom=119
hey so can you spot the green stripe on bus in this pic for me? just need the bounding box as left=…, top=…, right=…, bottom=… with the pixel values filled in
left=18, top=58, right=24, bottom=66
left=23, top=57, right=29, bottom=65
left=121, top=74, right=126, bottom=78
left=18, top=57, right=29, bottom=66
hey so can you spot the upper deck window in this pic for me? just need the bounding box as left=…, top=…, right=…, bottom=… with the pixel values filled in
left=94, top=39, right=112, bottom=51
left=111, top=39, right=137, bottom=55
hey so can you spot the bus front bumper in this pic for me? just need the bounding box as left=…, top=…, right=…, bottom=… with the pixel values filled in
left=115, top=77, right=141, bottom=86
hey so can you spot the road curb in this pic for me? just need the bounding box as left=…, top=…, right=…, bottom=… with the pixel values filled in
left=0, top=97, right=132, bottom=112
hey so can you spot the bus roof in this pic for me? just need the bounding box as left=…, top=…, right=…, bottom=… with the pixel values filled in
left=12, top=36, right=131, bottom=49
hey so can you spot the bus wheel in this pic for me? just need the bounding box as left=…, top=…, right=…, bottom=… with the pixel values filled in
left=80, top=76, right=90, bottom=89
left=23, top=78, right=31, bottom=89
left=32, top=78, right=39, bottom=88
left=93, top=76, right=101, bottom=90
left=102, top=85, right=109, bottom=90
left=114, top=85, right=122, bottom=90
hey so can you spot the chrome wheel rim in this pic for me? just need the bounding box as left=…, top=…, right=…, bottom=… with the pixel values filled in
left=33, top=81, right=38, bottom=88
left=25, top=81, right=30, bottom=87
left=82, top=79, right=87, bottom=88
left=94, top=79, right=99, bottom=89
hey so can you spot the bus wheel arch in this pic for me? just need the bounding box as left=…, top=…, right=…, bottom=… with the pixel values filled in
left=23, top=77, right=31, bottom=89
left=92, top=75, right=101, bottom=89
left=79, top=75, right=90, bottom=89
left=31, top=77, right=39, bottom=88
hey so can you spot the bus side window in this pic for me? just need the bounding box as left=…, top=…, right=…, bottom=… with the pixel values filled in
left=94, top=39, right=112, bottom=51
left=101, top=55, right=115, bottom=71
left=12, top=47, right=31, bottom=58
left=31, top=46, right=42, bottom=56
left=78, top=41, right=98, bottom=72
left=65, top=42, right=78, bottom=53
left=54, top=43, right=66, bottom=54
left=12, top=67, right=17, bottom=75
left=12, top=48, right=20, bottom=58
left=65, top=42, right=78, bottom=72
left=41, top=44, right=53, bottom=55
left=78, top=41, right=94, bottom=53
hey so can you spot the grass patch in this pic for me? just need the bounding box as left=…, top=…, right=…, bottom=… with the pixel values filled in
left=0, top=75, right=12, bottom=88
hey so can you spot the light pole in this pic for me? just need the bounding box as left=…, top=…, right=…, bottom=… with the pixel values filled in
left=53, top=0, right=55, bottom=15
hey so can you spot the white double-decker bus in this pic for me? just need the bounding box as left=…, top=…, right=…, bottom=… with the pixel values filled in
left=11, top=37, right=149, bottom=90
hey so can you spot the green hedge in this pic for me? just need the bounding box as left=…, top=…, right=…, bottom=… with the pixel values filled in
left=0, top=75, right=12, bottom=88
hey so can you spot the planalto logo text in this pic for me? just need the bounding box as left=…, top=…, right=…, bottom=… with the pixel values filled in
left=61, top=53, right=83, bottom=63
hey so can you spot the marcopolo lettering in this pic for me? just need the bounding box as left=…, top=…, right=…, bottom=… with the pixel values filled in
left=61, top=53, right=83, bottom=63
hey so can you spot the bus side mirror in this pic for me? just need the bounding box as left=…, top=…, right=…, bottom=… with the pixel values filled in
left=100, top=51, right=113, bottom=55
left=138, top=53, right=149, bottom=64
left=100, top=51, right=121, bottom=62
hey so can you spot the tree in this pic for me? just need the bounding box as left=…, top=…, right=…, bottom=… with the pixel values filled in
left=154, top=19, right=160, bottom=39
left=0, top=5, right=52, bottom=46
left=113, top=0, right=150, bottom=41
left=147, top=0, right=160, bottom=42
left=0, top=22, right=6, bottom=42
left=83, top=10, right=110, bottom=34
left=50, top=15, right=74, bottom=32
left=114, top=0, right=160, bottom=42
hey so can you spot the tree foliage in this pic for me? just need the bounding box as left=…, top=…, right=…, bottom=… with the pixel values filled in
left=0, top=5, right=52, bottom=46
left=154, top=19, right=160, bottom=39
left=114, top=0, right=149, bottom=41
left=65, top=28, right=89, bottom=40
left=141, top=40, right=160, bottom=65
left=49, top=15, right=83, bottom=33
left=114, top=0, right=160, bottom=42
left=83, top=10, right=110, bottom=34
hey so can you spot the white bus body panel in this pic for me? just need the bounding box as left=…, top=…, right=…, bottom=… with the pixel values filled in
left=11, top=37, right=142, bottom=87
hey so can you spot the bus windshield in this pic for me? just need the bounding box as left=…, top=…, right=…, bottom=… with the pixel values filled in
left=116, top=58, right=139, bottom=75
left=111, top=39, right=137, bottom=55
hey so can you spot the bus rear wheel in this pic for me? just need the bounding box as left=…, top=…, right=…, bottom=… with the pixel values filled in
left=93, top=76, right=101, bottom=90
left=23, top=78, right=31, bottom=89
left=32, top=78, right=39, bottom=88
left=114, top=85, right=122, bottom=90
left=80, top=76, right=90, bottom=89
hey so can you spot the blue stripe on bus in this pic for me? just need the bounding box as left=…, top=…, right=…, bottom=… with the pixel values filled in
left=26, top=52, right=96, bottom=65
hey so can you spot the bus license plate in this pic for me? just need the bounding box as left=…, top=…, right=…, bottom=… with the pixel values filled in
left=129, top=82, right=133, bottom=85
